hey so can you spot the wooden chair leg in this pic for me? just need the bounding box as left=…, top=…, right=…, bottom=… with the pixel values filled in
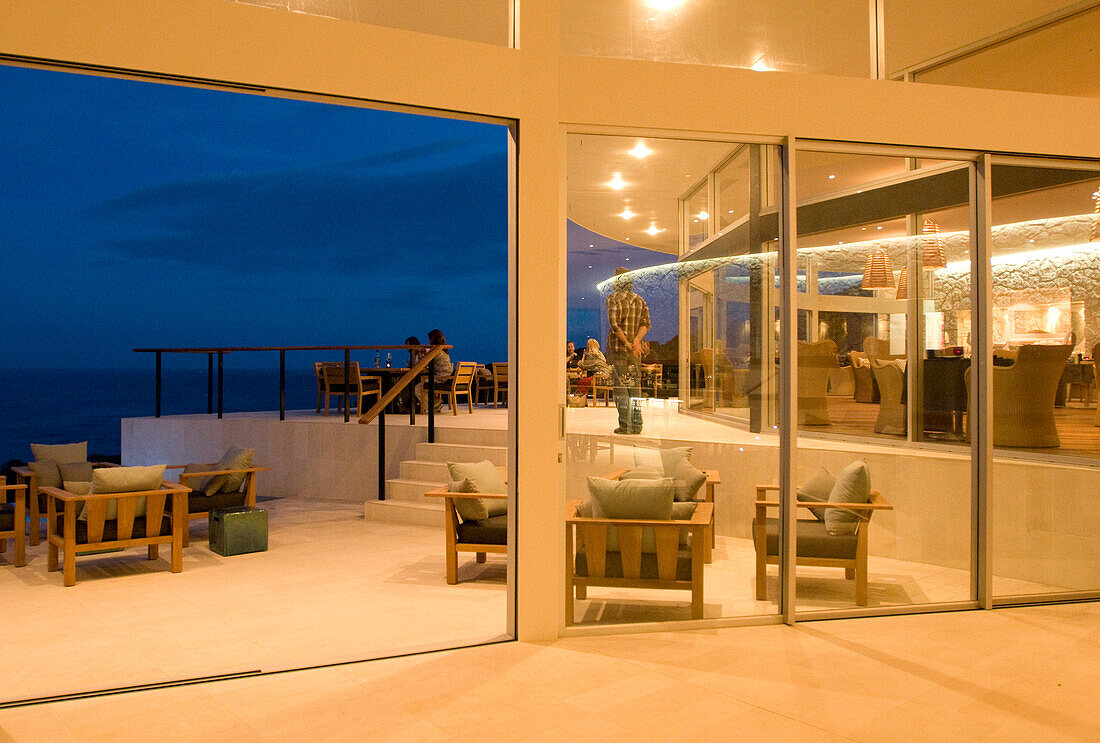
left=575, top=583, right=587, bottom=600
left=14, top=532, right=24, bottom=568
left=148, top=544, right=159, bottom=560
left=446, top=547, right=458, bottom=585
left=476, top=552, right=486, bottom=563
left=754, top=526, right=768, bottom=601
left=29, top=501, right=41, bottom=547
left=845, top=568, right=855, bottom=579
left=183, top=522, right=191, bottom=547
left=855, top=564, right=868, bottom=606
left=47, top=541, right=58, bottom=572
left=63, top=548, right=76, bottom=586
left=172, top=534, right=183, bottom=573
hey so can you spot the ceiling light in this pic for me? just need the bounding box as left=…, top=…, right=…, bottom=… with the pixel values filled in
left=876, top=225, right=884, bottom=230
left=607, top=173, right=627, bottom=190
left=647, top=0, right=684, bottom=9
left=587, top=265, right=592, bottom=269
left=862, top=249, right=895, bottom=289
left=697, top=211, right=709, bottom=220
left=750, top=58, right=773, bottom=72
left=625, top=257, right=630, bottom=260
left=629, top=142, right=653, bottom=159
left=828, top=174, right=836, bottom=180
left=619, top=207, right=636, bottom=219
left=645, top=225, right=661, bottom=236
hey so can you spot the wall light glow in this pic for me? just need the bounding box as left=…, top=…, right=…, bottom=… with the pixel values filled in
left=619, top=207, right=636, bottom=219
left=629, top=141, right=653, bottom=159
left=607, top=172, right=627, bottom=190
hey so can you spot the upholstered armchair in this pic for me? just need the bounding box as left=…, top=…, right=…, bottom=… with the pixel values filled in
left=798, top=340, right=839, bottom=425
left=849, top=351, right=879, bottom=403
left=425, top=461, right=508, bottom=584
left=871, top=360, right=906, bottom=435
left=968, top=343, right=1072, bottom=447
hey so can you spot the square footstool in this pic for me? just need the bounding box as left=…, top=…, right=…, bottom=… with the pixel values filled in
left=209, top=506, right=268, bottom=556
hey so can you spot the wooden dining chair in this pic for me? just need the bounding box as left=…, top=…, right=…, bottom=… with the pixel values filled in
left=313, top=362, right=326, bottom=412
left=491, top=362, right=508, bottom=408
left=321, top=362, right=382, bottom=416
left=435, top=362, right=477, bottom=414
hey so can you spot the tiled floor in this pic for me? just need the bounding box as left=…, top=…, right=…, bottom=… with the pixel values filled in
left=1, top=602, right=1096, bottom=742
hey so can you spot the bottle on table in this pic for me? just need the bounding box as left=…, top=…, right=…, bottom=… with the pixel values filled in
left=375, top=350, right=381, bottom=368
left=386, top=353, right=392, bottom=368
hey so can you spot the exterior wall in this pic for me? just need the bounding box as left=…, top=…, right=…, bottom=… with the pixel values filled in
left=3, top=0, right=1100, bottom=640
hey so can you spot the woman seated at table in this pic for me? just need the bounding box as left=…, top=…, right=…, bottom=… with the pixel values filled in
left=416, top=328, right=453, bottom=412
left=571, top=339, right=611, bottom=405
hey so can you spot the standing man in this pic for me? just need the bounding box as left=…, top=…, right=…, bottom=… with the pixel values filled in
left=606, top=267, right=650, bottom=434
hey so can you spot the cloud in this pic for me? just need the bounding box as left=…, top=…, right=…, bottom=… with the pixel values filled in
left=84, top=138, right=508, bottom=280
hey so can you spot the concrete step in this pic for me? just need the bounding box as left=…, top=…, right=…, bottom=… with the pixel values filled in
left=433, top=426, right=509, bottom=448
left=398, top=459, right=450, bottom=482
left=385, top=478, right=444, bottom=503
left=363, top=499, right=442, bottom=527
left=415, top=441, right=506, bottom=466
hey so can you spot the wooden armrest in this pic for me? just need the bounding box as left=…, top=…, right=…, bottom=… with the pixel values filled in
left=424, top=487, right=506, bottom=499
left=90, top=461, right=119, bottom=468
left=177, top=466, right=270, bottom=479
left=0, top=483, right=28, bottom=492
left=703, top=469, right=721, bottom=485
left=567, top=502, right=713, bottom=527
left=754, top=492, right=889, bottom=511
left=11, top=465, right=33, bottom=477
left=41, top=483, right=190, bottom=501
left=603, top=468, right=631, bottom=481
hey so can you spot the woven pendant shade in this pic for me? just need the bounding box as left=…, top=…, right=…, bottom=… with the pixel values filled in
left=921, top=219, right=947, bottom=268
left=896, top=265, right=908, bottom=300
left=862, top=248, right=895, bottom=289
left=1091, top=191, right=1099, bottom=242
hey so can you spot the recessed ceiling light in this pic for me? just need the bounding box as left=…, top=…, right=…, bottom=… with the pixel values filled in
left=645, top=225, right=661, bottom=236
left=697, top=211, right=709, bottom=220
left=877, top=226, right=883, bottom=230
left=587, top=265, right=592, bottom=269
left=838, top=241, right=845, bottom=244
left=861, top=227, right=867, bottom=230
left=625, top=257, right=630, bottom=260
left=626, top=238, right=631, bottom=241
left=619, top=207, right=636, bottom=219
left=828, top=174, right=836, bottom=180
left=589, top=244, right=594, bottom=248
left=607, top=173, right=627, bottom=190
left=856, top=189, right=863, bottom=193
left=728, top=209, right=734, bottom=213
left=629, top=141, right=653, bottom=159
left=647, top=0, right=683, bottom=9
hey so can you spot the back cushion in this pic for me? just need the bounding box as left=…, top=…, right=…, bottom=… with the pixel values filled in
left=797, top=467, right=835, bottom=522
left=203, top=445, right=255, bottom=495
left=585, top=476, right=675, bottom=553
left=82, top=464, right=167, bottom=521
left=31, top=441, right=87, bottom=465
left=823, top=460, right=871, bottom=536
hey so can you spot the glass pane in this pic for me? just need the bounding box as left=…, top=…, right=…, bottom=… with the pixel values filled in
left=225, top=0, right=514, bottom=47
left=684, top=182, right=710, bottom=252
left=794, top=149, right=973, bottom=611
left=911, top=6, right=1100, bottom=98
left=561, top=0, right=872, bottom=78
left=989, top=161, right=1100, bottom=598
left=566, top=133, right=782, bottom=625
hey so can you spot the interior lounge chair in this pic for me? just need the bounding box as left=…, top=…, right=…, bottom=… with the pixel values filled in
left=0, top=477, right=27, bottom=568
left=871, top=360, right=906, bottom=435
left=433, top=361, right=477, bottom=415
left=491, top=362, right=508, bottom=408
left=567, top=477, right=712, bottom=622
left=798, top=340, right=839, bottom=425
left=41, top=465, right=190, bottom=586
left=320, top=362, right=382, bottom=416
left=863, top=336, right=904, bottom=362
left=424, top=461, right=507, bottom=584
left=754, top=462, right=892, bottom=606
left=968, top=343, right=1073, bottom=447
left=168, top=446, right=269, bottom=546
left=849, top=351, right=879, bottom=403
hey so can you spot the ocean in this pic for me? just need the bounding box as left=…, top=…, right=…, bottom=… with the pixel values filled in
left=0, top=367, right=318, bottom=464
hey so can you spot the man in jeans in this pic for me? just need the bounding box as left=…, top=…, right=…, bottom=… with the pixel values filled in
left=606, top=267, right=650, bottom=434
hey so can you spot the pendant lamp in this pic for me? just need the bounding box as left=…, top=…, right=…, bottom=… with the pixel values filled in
left=896, top=264, right=908, bottom=300
left=921, top=219, right=947, bottom=268
left=1091, top=191, right=1099, bottom=242
left=862, top=248, right=894, bottom=289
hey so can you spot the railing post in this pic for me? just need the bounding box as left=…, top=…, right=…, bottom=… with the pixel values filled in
left=378, top=385, right=386, bottom=501
left=343, top=347, right=351, bottom=423
left=428, top=355, right=435, bottom=443
left=217, top=351, right=224, bottom=419
left=207, top=352, right=214, bottom=414
left=155, top=351, right=162, bottom=418
left=279, top=349, right=286, bottom=421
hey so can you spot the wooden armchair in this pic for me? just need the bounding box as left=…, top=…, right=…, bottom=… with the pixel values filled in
left=753, top=484, right=892, bottom=605
left=425, top=471, right=507, bottom=584
left=42, top=480, right=189, bottom=586
left=321, top=362, right=382, bottom=416
left=566, top=499, right=712, bottom=622
left=0, top=478, right=27, bottom=568
left=491, top=362, right=508, bottom=408
left=168, top=464, right=269, bottom=546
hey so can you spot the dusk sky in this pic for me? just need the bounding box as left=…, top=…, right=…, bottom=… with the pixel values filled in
left=0, top=64, right=509, bottom=369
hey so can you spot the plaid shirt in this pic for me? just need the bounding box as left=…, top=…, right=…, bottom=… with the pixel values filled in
left=606, top=289, right=650, bottom=355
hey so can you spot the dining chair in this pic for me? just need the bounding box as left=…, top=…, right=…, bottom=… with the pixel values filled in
left=321, top=362, right=382, bottom=416
left=434, top=362, right=477, bottom=414
left=491, top=362, right=508, bottom=408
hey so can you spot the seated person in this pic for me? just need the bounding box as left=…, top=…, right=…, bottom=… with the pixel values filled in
left=573, top=339, right=612, bottom=401
left=566, top=340, right=580, bottom=370
left=406, top=335, right=424, bottom=368
left=415, top=328, right=453, bottom=412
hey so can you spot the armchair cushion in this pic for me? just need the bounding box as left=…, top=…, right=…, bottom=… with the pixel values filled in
left=446, top=461, right=507, bottom=521
left=81, top=464, right=166, bottom=520
left=574, top=547, right=694, bottom=581
left=797, top=467, right=835, bottom=522
left=585, top=476, right=677, bottom=553
left=455, top=514, right=508, bottom=546
left=755, top=517, right=858, bottom=560
left=631, top=447, right=664, bottom=475
left=625, top=446, right=705, bottom=501
left=58, top=461, right=93, bottom=484
left=823, top=460, right=871, bottom=536
left=62, top=481, right=93, bottom=496
left=203, top=446, right=255, bottom=495
left=31, top=441, right=87, bottom=465
left=30, top=460, right=63, bottom=489
left=55, top=514, right=173, bottom=543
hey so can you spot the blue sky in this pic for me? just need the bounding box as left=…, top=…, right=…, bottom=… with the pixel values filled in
left=0, top=64, right=508, bottom=369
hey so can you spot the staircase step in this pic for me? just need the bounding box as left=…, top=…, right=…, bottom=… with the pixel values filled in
left=415, top=442, right=506, bottom=466
left=434, top=426, right=509, bottom=448
left=386, top=478, right=445, bottom=503
left=363, top=499, right=442, bottom=527
left=398, top=459, right=450, bottom=482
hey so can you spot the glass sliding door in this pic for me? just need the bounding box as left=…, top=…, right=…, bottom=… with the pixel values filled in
left=565, top=132, right=784, bottom=626
left=987, top=158, right=1100, bottom=600
left=793, top=147, right=975, bottom=612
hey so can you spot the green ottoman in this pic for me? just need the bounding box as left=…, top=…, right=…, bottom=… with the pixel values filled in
left=209, top=506, right=268, bottom=556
